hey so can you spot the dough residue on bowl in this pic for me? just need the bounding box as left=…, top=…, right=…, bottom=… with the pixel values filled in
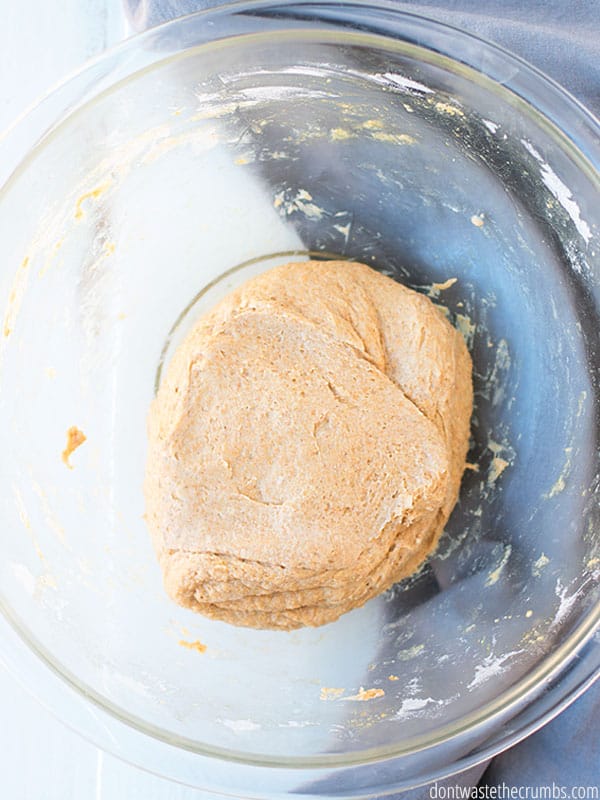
left=61, top=425, right=86, bottom=469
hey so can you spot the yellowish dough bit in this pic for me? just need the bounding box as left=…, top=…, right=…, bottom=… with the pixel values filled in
left=62, top=426, right=86, bottom=469
left=178, top=639, right=207, bottom=654
left=144, top=261, right=473, bottom=630
left=344, top=687, right=385, bottom=702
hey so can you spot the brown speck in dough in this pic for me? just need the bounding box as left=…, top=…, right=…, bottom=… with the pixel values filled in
left=62, top=426, right=86, bottom=469
left=345, top=687, right=385, bottom=702
left=178, top=639, right=207, bottom=653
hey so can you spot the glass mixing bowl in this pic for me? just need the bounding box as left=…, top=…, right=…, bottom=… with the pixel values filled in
left=0, top=2, right=598, bottom=796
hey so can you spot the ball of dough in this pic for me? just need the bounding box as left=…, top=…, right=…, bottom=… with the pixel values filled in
left=144, top=261, right=472, bottom=629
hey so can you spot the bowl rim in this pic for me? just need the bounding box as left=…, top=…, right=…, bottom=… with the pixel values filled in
left=0, top=0, right=598, bottom=794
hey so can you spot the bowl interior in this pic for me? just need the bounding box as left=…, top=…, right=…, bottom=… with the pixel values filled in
left=0, top=19, right=598, bottom=767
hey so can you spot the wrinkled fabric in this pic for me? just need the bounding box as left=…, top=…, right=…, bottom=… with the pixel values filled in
left=482, top=674, right=600, bottom=789
left=391, top=1, right=600, bottom=117
left=124, top=0, right=600, bottom=116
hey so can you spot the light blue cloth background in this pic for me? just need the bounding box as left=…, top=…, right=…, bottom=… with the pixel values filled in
left=125, top=1, right=600, bottom=792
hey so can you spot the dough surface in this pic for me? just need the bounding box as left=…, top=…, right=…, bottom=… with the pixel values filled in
left=144, top=261, right=472, bottom=629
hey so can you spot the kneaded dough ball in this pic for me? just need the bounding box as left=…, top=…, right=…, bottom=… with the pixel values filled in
left=144, top=261, right=472, bottom=629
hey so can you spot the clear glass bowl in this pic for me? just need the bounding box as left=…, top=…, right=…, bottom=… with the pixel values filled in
left=0, top=2, right=598, bottom=796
